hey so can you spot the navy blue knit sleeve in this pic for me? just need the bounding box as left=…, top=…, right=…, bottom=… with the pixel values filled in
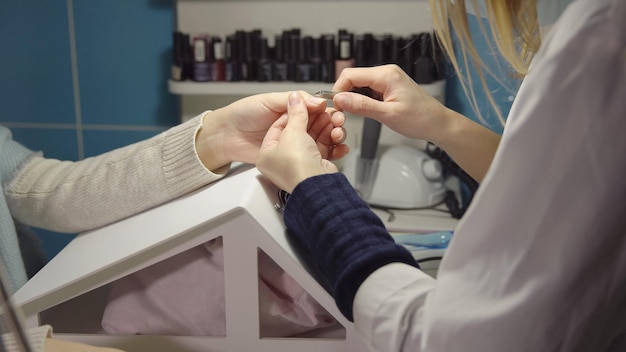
left=283, top=173, right=419, bottom=321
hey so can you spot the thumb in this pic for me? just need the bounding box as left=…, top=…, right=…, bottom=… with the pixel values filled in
left=285, top=91, right=310, bottom=132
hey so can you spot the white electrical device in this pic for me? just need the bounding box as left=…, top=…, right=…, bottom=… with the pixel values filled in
left=342, top=144, right=447, bottom=209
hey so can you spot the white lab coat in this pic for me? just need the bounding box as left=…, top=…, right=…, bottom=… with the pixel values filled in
left=353, top=0, right=626, bottom=351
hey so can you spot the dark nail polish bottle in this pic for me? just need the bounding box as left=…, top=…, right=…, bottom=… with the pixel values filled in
left=287, top=34, right=300, bottom=81
left=320, top=34, right=336, bottom=83
left=182, top=33, right=194, bottom=81
left=389, top=36, right=404, bottom=69
left=243, top=30, right=261, bottom=81
left=354, top=33, right=375, bottom=67
left=257, top=37, right=274, bottom=82
left=413, top=32, right=435, bottom=84
left=172, top=31, right=185, bottom=81
left=210, top=36, right=226, bottom=82
left=235, top=31, right=249, bottom=81
left=295, top=36, right=313, bottom=82
left=225, top=34, right=241, bottom=82
left=399, top=34, right=416, bottom=77
left=273, top=34, right=289, bottom=81
left=309, top=37, right=323, bottom=82
left=354, top=35, right=368, bottom=67
left=372, top=34, right=391, bottom=67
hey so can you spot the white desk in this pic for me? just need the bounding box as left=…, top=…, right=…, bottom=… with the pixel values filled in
left=12, top=165, right=457, bottom=352
left=373, top=206, right=458, bottom=277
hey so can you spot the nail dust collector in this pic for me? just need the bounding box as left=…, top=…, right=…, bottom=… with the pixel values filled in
left=11, top=165, right=370, bottom=352
left=342, top=119, right=447, bottom=209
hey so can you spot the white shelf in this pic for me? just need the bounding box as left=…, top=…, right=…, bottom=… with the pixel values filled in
left=168, top=80, right=334, bottom=95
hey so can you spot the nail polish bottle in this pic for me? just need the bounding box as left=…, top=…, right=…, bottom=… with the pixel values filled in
left=244, top=30, right=261, bottom=81
left=210, top=36, right=225, bottom=82
left=354, top=35, right=368, bottom=67
left=192, top=34, right=211, bottom=82
left=354, top=33, right=375, bottom=68
left=389, top=36, right=404, bottom=68
left=320, top=34, right=336, bottom=83
left=287, top=34, right=300, bottom=81
left=235, top=31, right=249, bottom=81
left=182, top=33, right=194, bottom=81
left=372, top=35, right=389, bottom=66
left=309, top=37, right=323, bottom=82
left=295, top=36, right=313, bottom=82
left=257, top=37, right=274, bottom=82
left=363, top=32, right=374, bottom=64
left=172, top=31, right=184, bottom=81
left=382, top=34, right=394, bottom=64
left=413, top=32, right=435, bottom=84
left=225, top=34, right=241, bottom=82
left=399, top=35, right=415, bottom=77
left=273, top=34, right=288, bottom=81
left=335, top=30, right=354, bottom=80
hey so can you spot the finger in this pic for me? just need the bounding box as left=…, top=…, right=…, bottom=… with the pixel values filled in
left=314, top=121, right=334, bottom=146
left=332, top=67, right=359, bottom=92
left=332, top=92, right=388, bottom=120
left=332, top=64, right=401, bottom=93
left=329, top=110, right=346, bottom=128
left=298, top=90, right=328, bottom=114
left=331, top=126, right=347, bottom=145
left=286, top=91, right=310, bottom=132
left=258, top=91, right=324, bottom=115
left=260, top=91, right=293, bottom=114
left=307, top=110, right=332, bottom=140
left=329, top=143, right=350, bottom=160
left=260, top=113, right=289, bottom=148
left=305, top=95, right=327, bottom=114
left=272, top=112, right=289, bottom=131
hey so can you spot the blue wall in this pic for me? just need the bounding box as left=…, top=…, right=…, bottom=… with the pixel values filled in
left=0, top=0, right=176, bottom=260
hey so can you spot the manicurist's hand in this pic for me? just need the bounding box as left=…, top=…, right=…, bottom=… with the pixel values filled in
left=333, top=64, right=501, bottom=182
left=257, top=91, right=340, bottom=193
left=196, top=91, right=348, bottom=171
left=332, top=64, right=450, bottom=143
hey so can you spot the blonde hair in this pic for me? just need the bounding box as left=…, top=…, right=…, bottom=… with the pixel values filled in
left=429, top=0, right=542, bottom=126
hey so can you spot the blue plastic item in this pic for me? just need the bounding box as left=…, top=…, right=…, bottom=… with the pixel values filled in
left=391, top=230, right=453, bottom=250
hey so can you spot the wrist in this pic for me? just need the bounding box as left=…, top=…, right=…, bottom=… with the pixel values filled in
left=195, top=109, right=230, bottom=171
left=429, top=107, right=470, bottom=149
left=427, top=107, right=500, bottom=182
left=290, top=169, right=335, bottom=194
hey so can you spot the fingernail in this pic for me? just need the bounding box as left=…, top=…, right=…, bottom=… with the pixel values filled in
left=289, top=91, right=302, bottom=106
left=308, top=96, right=326, bottom=105
left=336, top=111, right=346, bottom=124
left=334, top=94, right=349, bottom=108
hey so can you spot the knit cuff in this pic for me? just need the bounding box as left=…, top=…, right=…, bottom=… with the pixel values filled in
left=283, top=173, right=418, bottom=321
left=161, top=112, right=229, bottom=193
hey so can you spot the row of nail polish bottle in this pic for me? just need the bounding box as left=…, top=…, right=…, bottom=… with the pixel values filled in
left=172, top=32, right=225, bottom=82
left=172, top=29, right=445, bottom=84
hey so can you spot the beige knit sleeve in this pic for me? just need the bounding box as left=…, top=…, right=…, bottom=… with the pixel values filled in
left=1, top=324, right=52, bottom=352
left=4, top=113, right=229, bottom=233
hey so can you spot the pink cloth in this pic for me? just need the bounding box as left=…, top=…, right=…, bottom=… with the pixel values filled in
left=101, top=238, right=338, bottom=336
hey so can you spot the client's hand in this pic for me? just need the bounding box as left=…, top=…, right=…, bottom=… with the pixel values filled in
left=257, top=92, right=340, bottom=193
left=197, top=91, right=348, bottom=171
